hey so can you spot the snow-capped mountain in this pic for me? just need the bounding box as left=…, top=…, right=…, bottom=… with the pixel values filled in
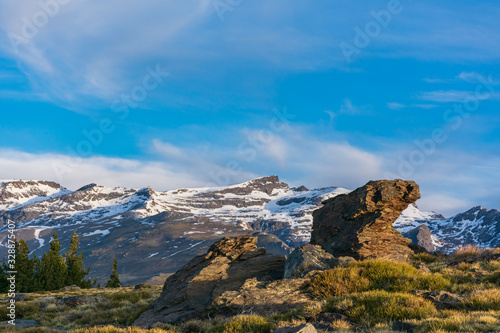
left=0, top=176, right=498, bottom=284
left=395, top=204, right=500, bottom=253
left=0, top=176, right=349, bottom=285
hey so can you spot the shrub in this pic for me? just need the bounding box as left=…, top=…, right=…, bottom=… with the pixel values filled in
left=324, top=290, right=437, bottom=327
left=463, top=289, right=500, bottom=311
left=309, top=259, right=450, bottom=299
left=210, top=315, right=275, bottom=333
left=418, top=310, right=500, bottom=333
left=309, top=267, right=369, bottom=298
left=411, top=252, right=441, bottom=264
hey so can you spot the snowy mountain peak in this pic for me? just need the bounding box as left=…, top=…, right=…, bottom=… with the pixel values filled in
left=0, top=180, right=71, bottom=211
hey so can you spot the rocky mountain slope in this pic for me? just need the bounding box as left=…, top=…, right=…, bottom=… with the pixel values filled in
left=0, top=176, right=348, bottom=285
left=0, top=176, right=498, bottom=285
left=394, top=204, right=500, bottom=253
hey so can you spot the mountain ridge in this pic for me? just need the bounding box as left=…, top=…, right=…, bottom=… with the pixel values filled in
left=0, top=176, right=498, bottom=285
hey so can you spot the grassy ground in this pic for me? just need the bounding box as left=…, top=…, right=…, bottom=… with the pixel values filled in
left=1, top=247, right=499, bottom=332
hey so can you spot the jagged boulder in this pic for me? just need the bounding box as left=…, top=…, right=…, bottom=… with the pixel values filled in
left=403, top=225, right=442, bottom=252
left=210, top=277, right=312, bottom=317
left=133, top=235, right=285, bottom=326
left=311, top=179, right=420, bottom=261
left=284, top=244, right=356, bottom=279
left=253, top=232, right=293, bottom=257
left=284, top=244, right=335, bottom=279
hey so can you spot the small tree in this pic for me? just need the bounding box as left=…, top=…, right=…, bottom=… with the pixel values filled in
left=16, top=239, right=35, bottom=292
left=65, top=231, right=93, bottom=288
left=106, top=258, right=121, bottom=288
left=36, top=232, right=67, bottom=291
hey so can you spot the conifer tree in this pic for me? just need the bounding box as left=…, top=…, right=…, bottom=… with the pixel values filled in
left=65, top=231, right=92, bottom=288
left=16, top=239, right=34, bottom=292
left=37, top=232, right=67, bottom=291
left=0, top=261, right=9, bottom=293
left=106, top=258, right=121, bottom=288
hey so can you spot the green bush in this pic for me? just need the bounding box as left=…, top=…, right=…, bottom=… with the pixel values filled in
left=324, top=290, right=437, bottom=327
left=210, top=315, right=275, bottom=333
left=309, top=266, right=369, bottom=298
left=463, top=289, right=500, bottom=311
left=309, top=259, right=451, bottom=299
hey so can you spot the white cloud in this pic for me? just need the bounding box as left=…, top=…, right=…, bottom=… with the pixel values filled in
left=419, top=90, right=498, bottom=103
left=418, top=194, right=471, bottom=217
left=0, top=149, right=205, bottom=191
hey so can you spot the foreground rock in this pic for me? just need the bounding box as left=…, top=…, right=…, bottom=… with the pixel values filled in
left=273, top=323, right=317, bottom=333
left=134, top=235, right=286, bottom=326
left=284, top=244, right=356, bottom=278
left=210, top=277, right=312, bottom=316
left=411, top=290, right=463, bottom=309
left=311, top=179, right=420, bottom=261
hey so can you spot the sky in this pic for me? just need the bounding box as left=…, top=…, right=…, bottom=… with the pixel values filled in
left=0, top=0, right=499, bottom=216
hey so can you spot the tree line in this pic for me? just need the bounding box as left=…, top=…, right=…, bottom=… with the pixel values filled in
left=0, top=231, right=121, bottom=292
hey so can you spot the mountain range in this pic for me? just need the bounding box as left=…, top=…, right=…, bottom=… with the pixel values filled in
left=0, top=176, right=498, bottom=285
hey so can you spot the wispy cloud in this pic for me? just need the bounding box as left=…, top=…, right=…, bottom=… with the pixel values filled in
left=387, top=102, right=438, bottom=110
left=419, top=90, right=498, bottom=103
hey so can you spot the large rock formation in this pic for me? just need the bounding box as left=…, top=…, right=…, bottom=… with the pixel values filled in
left=310, top=179, right=420, bottom=261
left=133, top=235, right=286, bottom=326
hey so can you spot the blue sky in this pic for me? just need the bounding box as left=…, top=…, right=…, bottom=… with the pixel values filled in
left=1, top=0, right=500, bottom=216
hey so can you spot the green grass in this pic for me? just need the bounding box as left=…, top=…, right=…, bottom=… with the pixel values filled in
left=0, top=287, right=162, bottom=331
left=324, top=290, right=437, bottom=327
left=1, top=255, right=500, bottom=332
left=309, top=259, right=451, bottom=298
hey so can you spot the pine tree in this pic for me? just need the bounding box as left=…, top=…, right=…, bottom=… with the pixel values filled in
left=37, top=232, right=67, bottom=291
left=16, top=239, right=34, bottom=292
left=65, top=231, right=92, bottom=288
left=0, top=260, right=9, bottom=293
left=31, top=254, right=43, bottom=292
left=105, top=258, right=121, bottom=288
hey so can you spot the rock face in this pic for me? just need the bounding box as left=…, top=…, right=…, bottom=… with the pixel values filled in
left=311, top=180, right=420, bottom=261
left=284, top=244, right=335, bottom=279
left=210, top=277, right=312, bottom=317
left=403, top=225, right=442, bottom=252
left=133, top=235, right=285, bottom=326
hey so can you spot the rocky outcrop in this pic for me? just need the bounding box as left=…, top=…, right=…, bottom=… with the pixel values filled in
left=284, top=244, right=335, bottom=279
left=311, top=179, right=420, bottom=261
left=284, top=244, right=356, bottom=279
left=403, top=225, right=442, bottom=252
left=253, top=232, right=293, bottom=257
left=210, top=277, right=312, bottom=317
left=133, top=236, right=285, bottom=326
left=411, top=290, right=463, bottom=309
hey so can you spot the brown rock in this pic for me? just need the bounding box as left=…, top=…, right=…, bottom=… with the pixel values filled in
left=411, top=290, right=463, bottom=309
left=133, top=235, right=285, bottom=326
left=210, top=277, right=312, bottom=317
left=273, top=323, right=317, bottom=333
left=313, top=312, right=350, bottom=331
left=311, top=179, right=420, bottom=261
left=392, top=321, right=418, bottom=332
left=284, top=244, right=335, bottom=279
